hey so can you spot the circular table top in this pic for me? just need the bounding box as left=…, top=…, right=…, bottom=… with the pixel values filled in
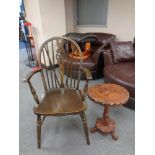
left=88, top=83, right=129, bottom=106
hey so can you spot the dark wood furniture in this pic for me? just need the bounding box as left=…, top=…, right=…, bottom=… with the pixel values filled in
left=88, top=83, right=129, bottom=140
left=64, top=32, right=116, bottom=79
left=24, top=37, right=92, bottom=148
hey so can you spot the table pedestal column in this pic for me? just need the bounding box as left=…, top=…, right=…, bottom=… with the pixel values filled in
left=90, top=105, right=118, bottom=140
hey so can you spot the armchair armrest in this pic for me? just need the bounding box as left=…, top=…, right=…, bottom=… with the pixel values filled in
left=91, top=49, right=105, bottom=78
left=103, top=50, right=114, bottom=66
left=91, top=40, right=112, bottom=63
left=91, top=48, right=104, bottom=64
left=23, top=67, right=42, bottom=83
left=23, top=67, right=43, bottom=105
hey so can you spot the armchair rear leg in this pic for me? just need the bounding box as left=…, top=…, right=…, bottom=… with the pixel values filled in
left=37, top=115, right=41, bottom=149
left=80, top=112, right=90, bottom=145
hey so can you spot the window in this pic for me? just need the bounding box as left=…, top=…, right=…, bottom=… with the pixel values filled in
left=75, top=0, right=108, bottom=26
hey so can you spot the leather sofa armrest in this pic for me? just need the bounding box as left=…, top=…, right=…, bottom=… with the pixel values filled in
left=103, top=50, right=114, bottom=66
left=91, top=48, right=104, bottom=78
left=91, top=48, right=104, bottom=64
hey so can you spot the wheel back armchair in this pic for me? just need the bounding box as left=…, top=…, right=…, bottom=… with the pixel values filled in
left=24, top=36, right=92, bottom=148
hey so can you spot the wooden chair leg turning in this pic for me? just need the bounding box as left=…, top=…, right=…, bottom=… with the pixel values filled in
left=37, top=115, right=41, bottom=149
left=80, top=112, right=90, bottom=145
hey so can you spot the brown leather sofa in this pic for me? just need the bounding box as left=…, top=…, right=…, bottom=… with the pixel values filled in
left=64, top=32, right=116, bottom=79
left=103, top=41, right=135, bottom=109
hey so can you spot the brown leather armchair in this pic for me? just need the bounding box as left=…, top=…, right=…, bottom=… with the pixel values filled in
left=103, top=41, right=135, bottom=109
left=64, top=32, right=116, bottom=79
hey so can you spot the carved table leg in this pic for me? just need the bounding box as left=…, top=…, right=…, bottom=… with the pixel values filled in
left=111, top=131, right=118, bottom=140
left=103, top=105, right=109, bottom=120
left=90, top=127, right=97, bottom=133
left=90, top=105, right=118, bottom=140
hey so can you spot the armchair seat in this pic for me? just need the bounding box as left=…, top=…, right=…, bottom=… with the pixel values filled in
left=34, top=88, right=86, bottom=115
left=104, top=62, right=135, bottom=97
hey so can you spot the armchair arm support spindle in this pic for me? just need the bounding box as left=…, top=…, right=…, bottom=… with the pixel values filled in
left=27, top=81, right=40, bottom=104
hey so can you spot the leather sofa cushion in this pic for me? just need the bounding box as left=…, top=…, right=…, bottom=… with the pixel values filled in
left=110, top=41, right=135, bottom=63
left=104, top=62, right=135, bottom=97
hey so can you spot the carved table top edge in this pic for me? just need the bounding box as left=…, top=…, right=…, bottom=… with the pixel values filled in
left=88, top=83, right=129, bottom=106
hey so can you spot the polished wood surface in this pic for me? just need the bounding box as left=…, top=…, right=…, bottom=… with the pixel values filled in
left=34, top=88, right=87, bottom=115
left=88, top=83, right=129, bottom=105
left=24, top=37, right=92, bottom=148
left=88, top=83, right=129, bottom=140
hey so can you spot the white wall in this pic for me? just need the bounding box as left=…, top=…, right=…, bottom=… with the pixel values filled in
left=39, top=0, right=66, bottom=39
left=65, top=0, right=75, bottom=32
left=24, top=0, right=44, bottom=52
left=24, top=0, right=66, bottom=58
left=72, top=0, right=135, bottom=41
